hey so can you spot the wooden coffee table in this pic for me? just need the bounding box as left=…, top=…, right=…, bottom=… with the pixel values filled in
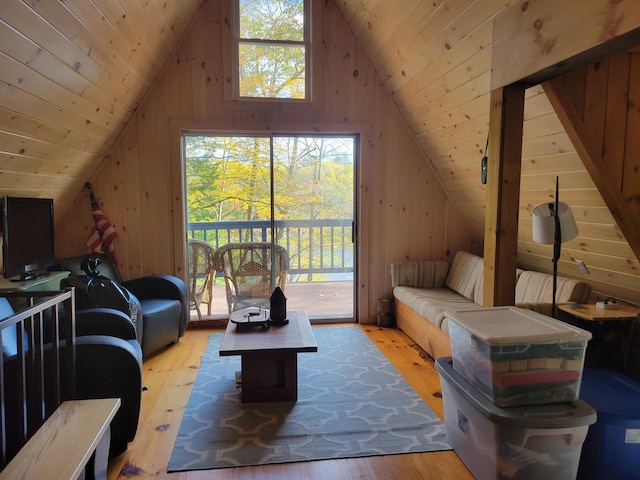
left=219, top=310, right=317, bottom=403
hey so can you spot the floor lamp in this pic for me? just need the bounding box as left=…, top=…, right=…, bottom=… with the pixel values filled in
left=532, top=176, right=578, bottom=318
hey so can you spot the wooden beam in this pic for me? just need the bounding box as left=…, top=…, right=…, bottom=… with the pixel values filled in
left=483, top=86, right=525, bottom=307
left=491, top=0, right=640, bottom=90
left=543, top=53, right=640, bottom=260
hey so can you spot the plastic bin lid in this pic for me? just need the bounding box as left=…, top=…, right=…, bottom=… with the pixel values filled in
left=580, top=369, right=640, bottom=423
left=435, top=357, right=597, bottom=428
left=445, top=306, right=592, bottom=345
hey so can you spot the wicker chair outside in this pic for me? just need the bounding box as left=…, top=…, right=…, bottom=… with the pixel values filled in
left=213, top=242, right=290, bottom=313
left=187, top=238, right=216, bottom=320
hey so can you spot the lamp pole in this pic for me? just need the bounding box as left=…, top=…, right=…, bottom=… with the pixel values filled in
left=552, top=176, right=560, bottom=318
left=532, top=175, right=578, bottom=319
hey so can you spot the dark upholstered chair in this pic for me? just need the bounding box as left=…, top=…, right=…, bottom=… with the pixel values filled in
left=1, top=299, right=142, bottom=457
left=54, top=253, right=188, bottom=357
left=73, top=307, right=143, bottom=454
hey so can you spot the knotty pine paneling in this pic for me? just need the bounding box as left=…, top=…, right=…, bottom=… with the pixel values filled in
left=3, top=0, right=635, bottom=309
left=0, top=0, right=203, bottom=224
left=491, top=0, right=640, bottom=90
left=56, top=0, right=473, bottom=323
left=336, top=0, right=639, bottom=305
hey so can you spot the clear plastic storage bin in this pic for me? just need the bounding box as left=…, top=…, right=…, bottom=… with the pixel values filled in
left=446, top=306, right=592, bottom=407
left=436, top=357, right=596, bottom=480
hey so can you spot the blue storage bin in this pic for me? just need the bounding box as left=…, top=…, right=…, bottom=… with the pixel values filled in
left=578, top=369, right=640, bottom=480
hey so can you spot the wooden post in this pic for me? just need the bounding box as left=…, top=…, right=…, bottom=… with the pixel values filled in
left=482, top=86, right=525, bottom=307
left=491, top=0, right=640, bottom=90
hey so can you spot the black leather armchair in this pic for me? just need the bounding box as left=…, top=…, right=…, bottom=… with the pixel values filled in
left=73, top=307, right=143, bottom=454
left=55, top=253, right=188, bottom=357
left=1, top=302, right=142, bottom=457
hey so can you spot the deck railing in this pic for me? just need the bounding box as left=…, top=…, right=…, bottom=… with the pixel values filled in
left=187, top=219, right=354, bottom=280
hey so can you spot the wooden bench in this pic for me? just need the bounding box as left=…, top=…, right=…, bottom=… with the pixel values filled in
left=0, top=398, right=120, bottom=480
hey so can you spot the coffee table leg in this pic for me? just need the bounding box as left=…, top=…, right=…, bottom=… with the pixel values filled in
left=241, top=351, right=298, bottom=402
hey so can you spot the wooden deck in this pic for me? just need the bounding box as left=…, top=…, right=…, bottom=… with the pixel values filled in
left=190, top=281, right=354, bottom=321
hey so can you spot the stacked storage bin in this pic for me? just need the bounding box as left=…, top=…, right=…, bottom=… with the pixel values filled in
left=435, top=306, right=597, bottom=480
left=577, top=368, right=640, bottom=479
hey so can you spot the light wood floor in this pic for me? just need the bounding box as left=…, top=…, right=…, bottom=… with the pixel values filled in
left=107, top=325, right=473, bottom=479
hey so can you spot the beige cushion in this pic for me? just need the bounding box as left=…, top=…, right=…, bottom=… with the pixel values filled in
left=445, top=251, right=483, bottom=301
left=515, top=270, right=591, bottom=304
left=393, top=286, right=476, bottom=329
left=390, top=260, right=449, bottom=289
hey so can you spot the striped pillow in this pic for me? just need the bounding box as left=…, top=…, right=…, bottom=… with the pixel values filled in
left=515, top=271, right=591, bottom=304
left=390, top=260, right=449, bottom=289
left=445, top=251, right=483, bottom=301
left=515, top=271, right=550, bottom=303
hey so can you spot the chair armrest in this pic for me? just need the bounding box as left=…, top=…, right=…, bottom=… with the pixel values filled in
left=74, top=335, right=142, bottom=452
left=76, top=334, right=142, bottom=368
left=122, top=275, right=188, bottom=337
left=76, top=308, right=138, bottom=341
left=122, top=275, right=187, bottom=302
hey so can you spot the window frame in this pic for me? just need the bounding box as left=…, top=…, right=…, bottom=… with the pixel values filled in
left=223, top=0, right=320, bottom=110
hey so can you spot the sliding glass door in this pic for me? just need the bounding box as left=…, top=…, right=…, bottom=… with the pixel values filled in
left=183, top=133, right=356, bottom=322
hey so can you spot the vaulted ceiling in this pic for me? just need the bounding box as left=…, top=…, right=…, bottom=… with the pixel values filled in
left=0, top=0, right=204, bottom=214
left=333, top=0, right=640, bottom=303
left=1, top=0, right=638, bottom=302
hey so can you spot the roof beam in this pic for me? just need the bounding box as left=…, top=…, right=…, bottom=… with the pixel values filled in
left=543, top=53, right=640, bottom=260
left=491, top=0, right=640, bottom=90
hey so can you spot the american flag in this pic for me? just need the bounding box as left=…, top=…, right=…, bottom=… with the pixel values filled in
left=85, top=183, right=118, bottom=264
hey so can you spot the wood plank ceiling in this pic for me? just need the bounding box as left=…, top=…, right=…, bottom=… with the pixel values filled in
left=0, top=0, right=638, bottom=303
left=332, top=0, right=640, bottom=303
left=0, top=0, right=204, bottom=216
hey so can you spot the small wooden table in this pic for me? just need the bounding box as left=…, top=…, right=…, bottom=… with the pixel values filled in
left=559, top=303, right=640, bottom=370
left=220, top=310, right=317, bottom=403
left=558, top=303, right=640, bottom=323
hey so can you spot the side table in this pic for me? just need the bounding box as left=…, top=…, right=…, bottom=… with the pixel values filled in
left=558, top=303, right=640, bottom=370
left=0, top=270, right=70, bottom=310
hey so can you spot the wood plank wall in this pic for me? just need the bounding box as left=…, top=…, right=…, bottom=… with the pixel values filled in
left=517, top=85, right=640, bottom=304
left=335, top=0, right=640, bottom=306
left=55, top=0, right=475, bottom=323
left=537, top=53, right=640, bottom=302
left=543, top=53, right=640, bottom=260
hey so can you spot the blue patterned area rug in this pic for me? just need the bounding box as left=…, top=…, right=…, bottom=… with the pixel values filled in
left=168, top=326, right=450, bottom=472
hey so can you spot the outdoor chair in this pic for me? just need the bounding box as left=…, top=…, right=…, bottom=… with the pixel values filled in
left=213, top=242, right=290, bottom=313
left=187, top=238, right=216, bottom=320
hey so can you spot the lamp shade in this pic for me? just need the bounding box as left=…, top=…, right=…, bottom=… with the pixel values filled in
left=532, top=201, right=578, bottom=244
